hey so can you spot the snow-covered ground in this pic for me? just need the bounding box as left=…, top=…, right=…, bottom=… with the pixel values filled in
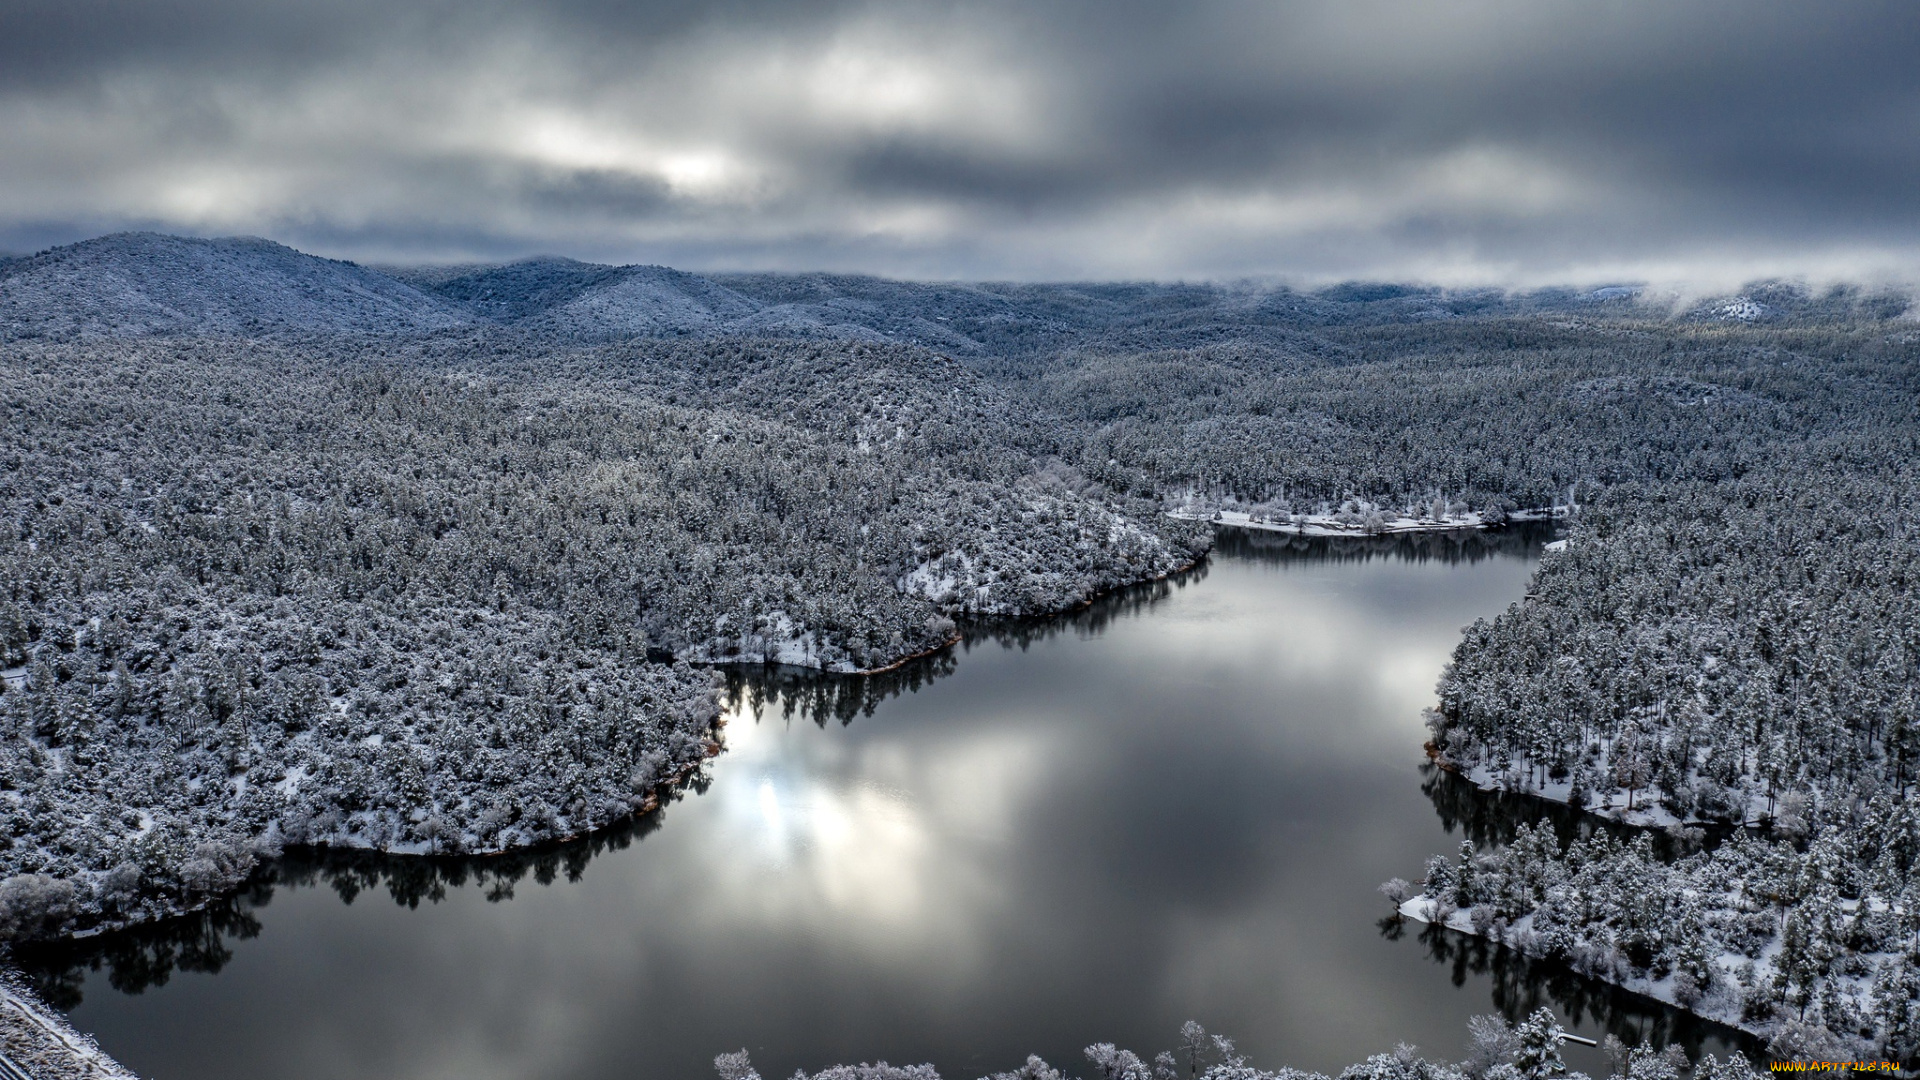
left=1170, top=506, right=1566, bottom=537
left=1715, top=298, right=1771, bottom=322
left=1396, top=895, right=1767, bottom=1041
left=0, top=974, right=138, bottom=1079
left=1447, top=758, right=1765, bottom=831
left=675, top=611, right=961, bottom=675
left=1400, top=755, right=1917, bottom=1055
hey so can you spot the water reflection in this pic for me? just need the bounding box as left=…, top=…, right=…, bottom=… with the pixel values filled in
left=1405, top=766, right=1761, bottom=1058
left=1209, top=521, right=1555, bottom=567
left=723, top=653, right=959, bottom=728
left=23, top=523, right=1760, bottom=1080
left=17, top=812, right=676, bottom=1010
left=726, top=521, right=1557, bottom=732
left=1417, top=764, right=1733, bottom=862
left=721, top=574, right=1200, bottom=729
left=1393, top=920, right=1751, bottom=1058
left=26, top=768, right=1760, bottom=1066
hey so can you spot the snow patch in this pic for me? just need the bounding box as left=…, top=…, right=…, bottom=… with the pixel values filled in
left=1715, top=297, right=1769, bottom=321
left=274, top=766, right=308, bottom=797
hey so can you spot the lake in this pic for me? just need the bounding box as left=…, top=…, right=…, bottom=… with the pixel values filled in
left=26, top=527, right=1755, bottom=1079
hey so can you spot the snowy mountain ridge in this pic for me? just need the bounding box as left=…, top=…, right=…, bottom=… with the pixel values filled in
left=0, top=233, right=474, bottom=340
left=10, top=231, right=1906, bottom=347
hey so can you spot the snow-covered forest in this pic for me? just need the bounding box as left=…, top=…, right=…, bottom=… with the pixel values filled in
left=715, top=1014, right=1770, bottom=1080
left=0, top=333, right=1201, bottom=938
left=1401, top=331, right=1920, bottom=1057
left=2, top=233, right=1918, bottom=1063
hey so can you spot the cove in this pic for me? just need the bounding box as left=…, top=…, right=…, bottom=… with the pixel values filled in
left=20, top=527, right=1756, bottom=1080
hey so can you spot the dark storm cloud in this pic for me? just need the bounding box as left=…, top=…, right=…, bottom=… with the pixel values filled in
left=2, top=0, right=1917, bottom=284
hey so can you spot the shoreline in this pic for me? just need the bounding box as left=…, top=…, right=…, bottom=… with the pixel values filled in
left=33, top=728, right=727, bottom=948
left=1413, top=742, right=1829, bottom=1055
left=0, top=974, right=135, bottom=1080
left=1424, top=736, right=1778, bottom=833
left=1170, top=506, right=1568, bottom=537
left=1393, top=895, right=1769, bottom=1047
left=696, top=541, right=1213, bottom=677
left=16, top=535, right=1217, bottom=950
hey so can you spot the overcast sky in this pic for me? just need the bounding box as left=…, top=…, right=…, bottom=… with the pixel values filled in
left=4, top=0, right=1918, bottom=285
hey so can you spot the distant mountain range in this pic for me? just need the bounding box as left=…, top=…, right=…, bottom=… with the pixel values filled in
left=1, top=232, right=1909, bottom=346
left=0, top=233, right=472, bottom=339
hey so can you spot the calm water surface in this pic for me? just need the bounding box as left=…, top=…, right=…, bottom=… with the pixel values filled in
left=35, top=529, right=1753, bottom=1079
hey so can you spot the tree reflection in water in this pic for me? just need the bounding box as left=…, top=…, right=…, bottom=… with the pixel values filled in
left=15, top=808, right=673, bottom=1011
left=1210, top=519, right=1555, bottom=567
left=1404, top=763, right=1764, bottom=1060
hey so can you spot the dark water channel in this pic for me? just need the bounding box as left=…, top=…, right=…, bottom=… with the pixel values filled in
left=26, top=527, right=1756, bottom=1079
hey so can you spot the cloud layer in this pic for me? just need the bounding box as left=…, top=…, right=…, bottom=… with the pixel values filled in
left=5, top=0, right=1918, bottom=285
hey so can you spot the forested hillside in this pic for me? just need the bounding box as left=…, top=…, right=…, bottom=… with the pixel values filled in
left=1404, top=332, right=1920, bottom=1055
left=2, top=233, right=1918, bottom=1062
left=0, top=235, right=471, bottom=340
left=1005, top=319, right=1916, bottom=515
left=0, top=333, right=1201, bottom=938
